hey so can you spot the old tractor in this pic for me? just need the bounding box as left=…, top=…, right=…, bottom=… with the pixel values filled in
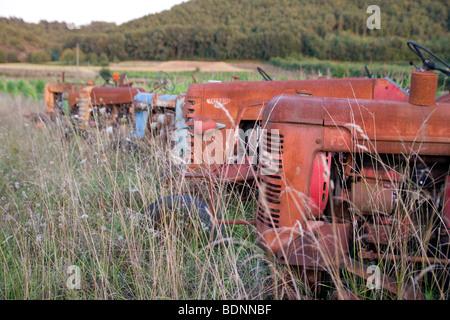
left=44, top=71, right=176, bottom=134
left=147, top=42, right=450, bottom=299
left=43, top=71, right=92, bottom=121
left=146, top=68, right=413, bottom=221
left=73, top=71, right=176, bottom=133
left=146, top=70, right=412, bottom=230
left=60, top=73, right=145, bottom=133
left=181, top=75, right=409, bottom=180
left=255, top=42, right=450, bottom=299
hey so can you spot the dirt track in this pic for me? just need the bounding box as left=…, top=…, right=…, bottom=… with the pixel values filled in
left=0, top=61, right=253, bottom=79
left=113, top=60, right=250, bottom=72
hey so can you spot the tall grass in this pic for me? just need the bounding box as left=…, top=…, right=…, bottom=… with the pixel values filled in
left=0, top=80, right=448, bottom=299
left=0, top=94, right=302, bottom=300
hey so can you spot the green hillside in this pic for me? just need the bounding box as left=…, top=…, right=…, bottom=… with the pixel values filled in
left=0, top=0, right=448, bottom=63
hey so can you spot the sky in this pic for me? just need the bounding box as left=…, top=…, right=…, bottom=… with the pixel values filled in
left=0, top=0, right=189, bottom=25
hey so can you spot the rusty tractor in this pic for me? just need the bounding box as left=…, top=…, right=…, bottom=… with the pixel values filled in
left=256, top=42, right=450, bottom=299
left=45, top=71, right=175, bottom=134
left=60, top=73, right=145, bottom=133
left=147, top=41, right=450, bottom=299
left=145, top=69, right=412, bottom=230
left=42, top=71, right=92, bottom=122
left=146, top=63, right=414, bottom=224
left=181, top=74, right=409, bottom=183
left=133, top=69, right=413, bottom=167
left=72, top=71, right=175, bottom=133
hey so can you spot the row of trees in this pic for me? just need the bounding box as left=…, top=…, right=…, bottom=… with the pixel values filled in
left=0, top=50, right=19, bottom=63
left=0, top=0, right=448, bottom=64
left=57, top=48, right=109, bottom=66
left=0, top=48, right=109, bottom=65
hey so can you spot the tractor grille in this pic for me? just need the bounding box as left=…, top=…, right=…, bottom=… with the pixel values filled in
left=257, top=130, right=284, bottom=229
left=186, top=97, right=202, bottom=165
left=76, top=97, right=90, bottom=130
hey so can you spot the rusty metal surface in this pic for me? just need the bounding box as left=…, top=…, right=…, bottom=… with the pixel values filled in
left=373, top=78, right=409, bottom=101
left=185, top=78, right=408, bottom=122
left=276, top=222, right=351, bottom=268
left=263, top=95, right=450, bottom=155
left=408, top=71, right=438, bottom=106
left=437, top=92, right=450, bottom=104
left=66, top=91, right=81, bottom=110
left=257, top=95, right=450, bottom=254
left=342, top=257, right=425, bottom=300
left=44, top=82, right=90, bottom=115
left=184, top=78, right=409, bottom=171
left=89, top=86, right=144, bottom=105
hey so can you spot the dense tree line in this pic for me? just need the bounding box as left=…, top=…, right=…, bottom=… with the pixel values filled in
left=0, top=0, right=448, bottom=63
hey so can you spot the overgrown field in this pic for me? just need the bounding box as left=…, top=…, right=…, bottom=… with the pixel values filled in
left=0, top=70, right=448, bottom=300
left=0, top=94, right=277, bottom=299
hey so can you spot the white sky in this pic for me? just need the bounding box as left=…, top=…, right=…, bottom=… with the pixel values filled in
left=0, top=0, right=189, bottom=25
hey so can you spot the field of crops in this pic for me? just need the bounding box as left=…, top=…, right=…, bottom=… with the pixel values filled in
left=0, top=79, right=46, bottom=100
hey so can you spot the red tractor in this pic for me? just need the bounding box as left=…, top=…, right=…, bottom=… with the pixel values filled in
left=38, top=72, right=90, bottom=124
left=147, top=42, right=450, bottom=299
left=57, top=73, right=145, bottom=132
left=147, top=59, right=412, bottom=224
left=255, top=42, right=450, bottom=299
left=43, top=72, right=175, bottom=133
left=182, top=73, right=409, bottom=181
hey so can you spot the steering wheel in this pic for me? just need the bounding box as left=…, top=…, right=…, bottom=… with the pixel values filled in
left=407, top=41, right=450, bottom=76
left=157, top=71, right=175, bottom=92
left=257, top=67, right=273, bottom=81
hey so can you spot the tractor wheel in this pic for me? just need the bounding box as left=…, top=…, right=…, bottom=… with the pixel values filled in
left=111, top=138, right=141, bottom=153
left=37, top=112, right=52, bottom=125
left=144, top=195, right=221, bottom=240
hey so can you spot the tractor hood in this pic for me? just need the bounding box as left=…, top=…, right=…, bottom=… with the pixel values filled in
left=46, top=82, right=87, bottom=93
left=89, top=86, right=144, bottom=105
left=184, top=78, right=408, bottom=122
left=263, top=94, right=450, bottom=156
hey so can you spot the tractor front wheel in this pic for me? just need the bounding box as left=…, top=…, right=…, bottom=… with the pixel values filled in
left=144, top=195, right=220, bottom=240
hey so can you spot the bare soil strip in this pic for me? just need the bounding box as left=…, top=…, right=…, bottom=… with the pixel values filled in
left=0, top=61, right=252, bottom=77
